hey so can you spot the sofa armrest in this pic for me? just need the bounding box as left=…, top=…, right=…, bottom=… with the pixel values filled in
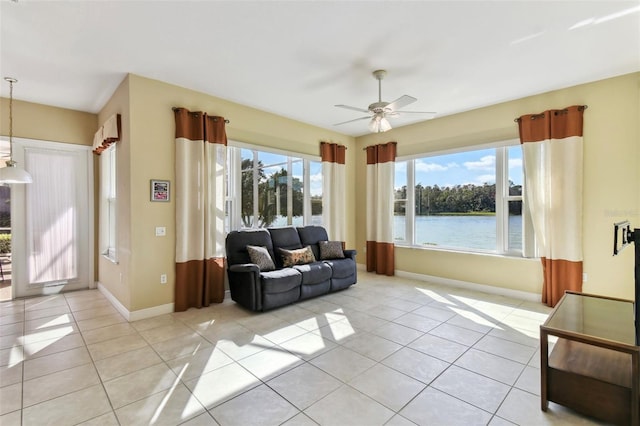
left=229, top=263, right=260, bottom=274
left=343, top=249, right=357, bottom=260
left=227, top=264, right=262, bottom=311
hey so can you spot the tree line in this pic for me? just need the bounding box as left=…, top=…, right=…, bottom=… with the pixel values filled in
left=395, top=182, right=522, bottom=215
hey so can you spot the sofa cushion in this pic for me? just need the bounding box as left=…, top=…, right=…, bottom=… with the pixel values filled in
left=297, top=226, right=329, bottom=260
left=269, top=227, right=303, bottom=250
left=226, top=229, right=274, bottom=266
left=324, top=258, right=356, bottom=278
left=246, top=245, right=276, bottom=271
left=268, top=227, right=303, bottom=268
left=280, top=246, right=316, bottom=267
left=319, top=241, right=345, bottom=260
left=293, top=261, right=332, bottom=285
left=260, top=268, right=302, bottom=294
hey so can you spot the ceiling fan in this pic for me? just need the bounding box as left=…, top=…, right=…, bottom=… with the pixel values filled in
left=334, top=69, right=436, bottom=133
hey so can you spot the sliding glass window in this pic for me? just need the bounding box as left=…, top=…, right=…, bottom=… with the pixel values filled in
left=226, top=143, right=322, bottom=231
left=394, top=140, right=531, bottom=256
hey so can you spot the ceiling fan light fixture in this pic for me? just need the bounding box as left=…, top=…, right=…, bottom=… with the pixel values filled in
left=368, top=115, right=392, bottom=133
left=379, top=117, right=392, bottom=132
left=335, top=69, right=435, bottom=134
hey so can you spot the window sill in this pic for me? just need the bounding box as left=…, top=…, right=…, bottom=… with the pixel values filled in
left=394, top=242, right=533, bottom=260
left=102, top=253, right=119, bottom=265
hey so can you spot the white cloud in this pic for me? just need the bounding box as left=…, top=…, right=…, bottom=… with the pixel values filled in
left=415, top=160, right=454, bottom=172
left=464, top=155, right=495, bottom=171
left=475, top=174, right=496, bottom=184
left=509, top=158, right=523, bottom=168
left=310, top=172, right=322, bottom=183
left=309, top=172, right=322, bottom=196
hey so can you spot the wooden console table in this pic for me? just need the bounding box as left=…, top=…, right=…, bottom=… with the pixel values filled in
left=540, top=291, right=639, bottom=425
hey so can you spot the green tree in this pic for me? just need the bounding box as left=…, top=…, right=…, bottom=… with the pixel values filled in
left=413, top=182, right=497, bottom=214
left=241, top=160, right=305, bottom=228
left=240, top=158, right=264, bottom=227
left=259, top=168, right=304, bottom=227
left=394, top=185, right=407, bottom=215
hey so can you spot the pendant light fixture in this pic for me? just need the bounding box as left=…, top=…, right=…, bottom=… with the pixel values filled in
left=1, top=77, right=32, bottom=184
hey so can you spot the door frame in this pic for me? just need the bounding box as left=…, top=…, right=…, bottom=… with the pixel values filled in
left=8, top=137, right=94, bottom=298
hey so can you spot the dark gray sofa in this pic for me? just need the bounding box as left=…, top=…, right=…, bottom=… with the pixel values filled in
left=225, top=226, right=357, bottom=311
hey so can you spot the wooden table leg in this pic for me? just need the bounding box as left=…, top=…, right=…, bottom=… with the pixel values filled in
left=540, top=327, right=549, bottom=412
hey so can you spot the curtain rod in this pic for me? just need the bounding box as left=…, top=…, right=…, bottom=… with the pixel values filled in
left=513, top=105, right=587, bottom=123
left=320, top=141, right=347, bottom=149
left=172, top=107, right=230, bottom=124
left=362, top=141, right=398, bottom=150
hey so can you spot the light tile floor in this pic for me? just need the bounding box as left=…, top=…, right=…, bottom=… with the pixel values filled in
left=0, top=273, right=606, bottom=425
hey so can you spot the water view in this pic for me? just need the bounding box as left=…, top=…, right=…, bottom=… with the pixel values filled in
left=394, top=215, right=522, bottom=252
left=236, top=214, right=522, bottom=253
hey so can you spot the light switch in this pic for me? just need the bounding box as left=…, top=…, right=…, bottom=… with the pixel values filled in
left=155, top=226, right=166, bottom=237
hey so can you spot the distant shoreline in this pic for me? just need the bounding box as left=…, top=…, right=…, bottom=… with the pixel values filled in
left=411, top=212, right=496, bottom=217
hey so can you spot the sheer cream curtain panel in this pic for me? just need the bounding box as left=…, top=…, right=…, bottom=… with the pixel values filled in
left=173, top=107, right=228, bottom=312
left=517, top=105, right=586, bottom=307
left=320, top=141, right=346, bottom=241
left=365, top=142, right=397, bottom=276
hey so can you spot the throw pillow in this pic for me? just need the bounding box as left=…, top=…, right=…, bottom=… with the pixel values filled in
left=246, top=245, right=276, bottom=271
left=319, top=240, right=345, bottom=260
left=280, top=246, right=316, bottom=267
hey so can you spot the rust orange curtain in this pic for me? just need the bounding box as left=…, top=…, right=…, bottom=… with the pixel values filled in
left=517, top=105, right=586, bottom=306
left=174, top=107, right=227, bottom=311
left=366, top=142, right=396, bottom=276
left=321, top=142, right=346, bottom=241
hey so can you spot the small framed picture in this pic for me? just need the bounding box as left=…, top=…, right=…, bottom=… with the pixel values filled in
left=151, top=179, right=170, bottom=202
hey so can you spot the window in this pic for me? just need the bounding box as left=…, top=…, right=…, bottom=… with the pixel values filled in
left=99, top=144, right=117, bottom=261
left=226, top=143, right=322, bottom=231
left=394, top=140, right=530, bottom=256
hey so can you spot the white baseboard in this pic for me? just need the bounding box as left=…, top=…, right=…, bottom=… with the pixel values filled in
left=97, top=283, right=174, bottom=322
left=394, top=270, right=541, bottom=302
left=357, top=264, right=539, bottom=302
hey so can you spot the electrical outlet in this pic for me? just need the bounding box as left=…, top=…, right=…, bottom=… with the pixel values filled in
left=160, top=274, right=167, bottom=284
left=155, top=227, right=166, bottom=237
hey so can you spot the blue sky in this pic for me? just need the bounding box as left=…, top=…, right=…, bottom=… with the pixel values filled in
left=395, top=146, right=523, bottom=190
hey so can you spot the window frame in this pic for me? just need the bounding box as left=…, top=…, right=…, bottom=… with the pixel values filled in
left=395, top=139, right=533, bottom=257
left=226, top=140, right=322, bottom=232
left=100, top=143, right=117, bottom=263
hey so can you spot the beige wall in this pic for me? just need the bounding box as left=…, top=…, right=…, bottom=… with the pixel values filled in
left=114, top=74, right=356, bottom=311
left=355, top=72, right=640, bottom=300
left=0, top=98, right=96, bottom=146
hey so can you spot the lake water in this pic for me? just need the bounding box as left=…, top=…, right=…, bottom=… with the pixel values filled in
left=255, top=214, right=522, bottom=252
left=394, top=215, right=522, bottom=251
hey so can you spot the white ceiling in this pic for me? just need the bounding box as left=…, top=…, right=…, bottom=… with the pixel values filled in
left=1, top=0, right=639, bottom=137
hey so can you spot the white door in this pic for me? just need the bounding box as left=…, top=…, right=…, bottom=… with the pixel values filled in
left=11, top=138, right=94, bottom=298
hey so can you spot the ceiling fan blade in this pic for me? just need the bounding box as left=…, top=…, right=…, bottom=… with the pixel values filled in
left=333, top=116, right=372, bottom=126
left=335, top=104, right=371, bottom=114
left=386, top=95, right=417, bottom=111
left=394, top=110, right=437, bottom=115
